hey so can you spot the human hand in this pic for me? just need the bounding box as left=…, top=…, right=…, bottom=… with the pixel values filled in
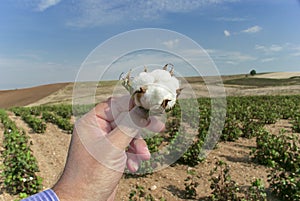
left=52, top=95, right=165, bottom=201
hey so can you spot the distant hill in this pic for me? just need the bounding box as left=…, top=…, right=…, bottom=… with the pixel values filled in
left=0, top=72, right=300, bottom=108
left=0, top=83, right=70, bottom=108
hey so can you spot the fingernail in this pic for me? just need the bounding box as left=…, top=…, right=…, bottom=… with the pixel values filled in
left=144, top=146, right=149, bottom=153
left=132, top=162, right=139, bottom=172
left=143, top=150, right=151, bottom=160
left=128, top=159, right=139, bottom=172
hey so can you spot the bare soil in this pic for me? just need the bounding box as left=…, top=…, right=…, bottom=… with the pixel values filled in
left=0, top=83, right=70, bottom=108
left=1, top=119, right=293, bottom=200
left=254, top=72, right=300, bottom=79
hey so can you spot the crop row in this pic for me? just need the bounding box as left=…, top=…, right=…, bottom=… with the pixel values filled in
left=169, top=95, right=298, bottom=165
left=41, top=111, right=73, bottom=133
left=11, top=107, right=46, bottom=133
left=11, top=106, right=73, bottom=134
left=252, top=129, right=299, bottom=201
left=133, top=95, right=300, bottom=200
left=126, top=95, right=300, bottom=173
left=0, top=109, right=42, bottom=199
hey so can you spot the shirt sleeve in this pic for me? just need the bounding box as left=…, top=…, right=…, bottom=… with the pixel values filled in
left=21, top=189, right=60, bottom=201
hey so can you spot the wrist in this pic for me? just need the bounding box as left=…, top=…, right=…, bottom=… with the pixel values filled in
left=52, top=184, right=70, bottom=201
left=52, top=179, right=80, bottom=201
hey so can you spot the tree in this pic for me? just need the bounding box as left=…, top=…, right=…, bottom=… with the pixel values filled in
left=250, top=69, right=257, bottom=76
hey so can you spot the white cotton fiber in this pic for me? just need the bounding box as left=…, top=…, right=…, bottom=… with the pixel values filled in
left=131, top=69, right=180, bottom=110
left=131, top=72, right=154, bottom=92
left=150, top=69, right=171, bottom=82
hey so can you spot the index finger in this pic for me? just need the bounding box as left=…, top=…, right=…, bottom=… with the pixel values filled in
left=94, top=95, right=134, bottom=122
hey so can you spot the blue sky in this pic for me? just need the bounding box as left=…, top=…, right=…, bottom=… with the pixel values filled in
left=1, top=0, right=300, bottom=89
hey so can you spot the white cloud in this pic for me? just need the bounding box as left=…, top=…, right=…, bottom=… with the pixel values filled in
left=290, top=46, right=300, bottom=57
left=216, top=17, right=248, bottom=22
left=269, top=45, right=283, bottom=52
left=162, top=39, right=180, bottom=49
left=256, top=43, right=300, bottom=59
left=254, top=44, right=265, bottom=50
left=242, top=25, right=262, bottom=33
left=224, top=30, right=231, bottom=37
left=261, top=57, right=275, bottom=62
left=222, top=25, right=261, bottom=37
left=204, top=49, right=217, bottom=54
left=37, top=0, right=61, bottom=11
left=66, top=0, right=238, bottom=27
left=255, top=44, right=283, bottom=54
left=225, top=61, right=237, bottom=65
left=281, top=43, right=300, bottom=57
left=291, top=51, right=300, bottom=57
left=208, top=49, right=257, bottom=64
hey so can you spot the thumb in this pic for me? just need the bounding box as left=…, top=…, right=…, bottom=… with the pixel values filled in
left=74, top=106, right=149, bottom=172
left=108, top=106, right=150, bottom=150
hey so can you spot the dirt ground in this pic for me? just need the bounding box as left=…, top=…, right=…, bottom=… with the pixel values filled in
left=1, top=117, right=292, bottom=200
left=0, top=72, right=299, bottom=200
left=254, top=72, right=300, bottom=79
left=0, top=83, right=70, bottom=108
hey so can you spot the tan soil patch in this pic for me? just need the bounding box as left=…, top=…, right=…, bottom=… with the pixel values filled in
left=28, top=83, right=74, bottom=106
left=115, top=137, right=273, bottom=200
left=255, top=72, right=300, bottom=79
left=0, top=83, right=70, bottom=108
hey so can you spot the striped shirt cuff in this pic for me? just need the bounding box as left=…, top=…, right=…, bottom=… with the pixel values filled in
left=21, top=189, right=59, bottom=201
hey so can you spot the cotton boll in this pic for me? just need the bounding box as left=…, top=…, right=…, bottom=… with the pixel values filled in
left=156, top=76, right=180, bottom=93
left=139, top=85, right=164, bottom=109
left=170, top=76, right=180, bottom=89
left=165, top=98, right=176, bottom=110
left=150, top=69, right=172, bottom=82
left=127, top=66, right=180, bottom=111
left=139, top=84, right=176, bottom=110
left=131, top=72, right=154, bottom=92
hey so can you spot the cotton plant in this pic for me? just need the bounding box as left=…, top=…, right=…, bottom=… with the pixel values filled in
left=121, top=64, right=182, bottom=113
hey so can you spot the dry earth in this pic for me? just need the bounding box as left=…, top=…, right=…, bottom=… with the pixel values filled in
left=0, top=72, right=299, bottom=200
left=0, top=83, right=70, bottom=108
left=254, top=72, right=300, bottom=79
left=1, top=118, right=293, bottom=200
